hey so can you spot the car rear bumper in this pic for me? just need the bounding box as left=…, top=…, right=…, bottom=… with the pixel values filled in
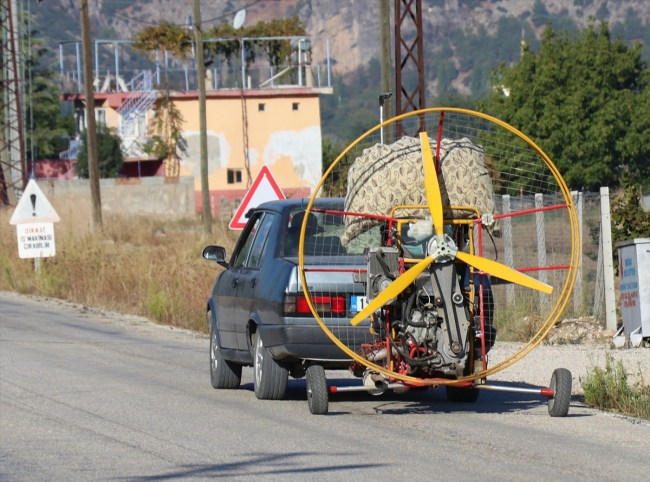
left=258, top=323, right=374, bottom=364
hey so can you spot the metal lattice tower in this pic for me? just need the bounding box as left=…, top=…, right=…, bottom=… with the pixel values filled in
left=394, top=0, right=426, bottom=138
left=0, top=0, right=26, bottom=205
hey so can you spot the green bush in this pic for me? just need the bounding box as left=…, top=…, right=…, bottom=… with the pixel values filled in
left=76, top=126, right=124, bottom=178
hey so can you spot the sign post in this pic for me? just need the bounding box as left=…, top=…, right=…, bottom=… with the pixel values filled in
left=229, top=166, right=285, bottom=230
left=9, top=179, right=60, bottom=270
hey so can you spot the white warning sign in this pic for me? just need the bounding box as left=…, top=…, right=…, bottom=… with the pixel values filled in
left=16, top=222, right=56, bottom=259
left=10, top=179, right=60, bottom=225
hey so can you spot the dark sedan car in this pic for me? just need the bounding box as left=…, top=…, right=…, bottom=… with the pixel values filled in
left=202, top=198, right=376, bottom=400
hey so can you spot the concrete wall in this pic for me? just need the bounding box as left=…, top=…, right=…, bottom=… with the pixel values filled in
left=36, top=177, right=195, bottom=218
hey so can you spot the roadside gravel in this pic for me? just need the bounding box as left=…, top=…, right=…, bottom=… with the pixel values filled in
left=489, top=341, right=650, bottom=395
left=2, top=291, right=648, bottom=396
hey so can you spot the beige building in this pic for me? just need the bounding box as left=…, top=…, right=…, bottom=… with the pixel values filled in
left=59, top=35, right=332, bottom=216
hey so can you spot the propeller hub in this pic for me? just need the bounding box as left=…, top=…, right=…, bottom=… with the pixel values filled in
left=427, top=234, right=458, bottom=262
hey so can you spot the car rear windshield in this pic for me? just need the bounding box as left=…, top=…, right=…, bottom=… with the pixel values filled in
left=282, top=205, right=383, bottom=258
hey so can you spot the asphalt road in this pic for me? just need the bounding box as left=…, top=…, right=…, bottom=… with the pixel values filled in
left=1, top=292, right=649, bottom=481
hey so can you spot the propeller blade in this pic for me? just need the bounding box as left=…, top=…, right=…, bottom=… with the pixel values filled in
left=419, top=132, right=444, bottom=237
left=350, top=256, right=434, bottom=326
left=456, top=251, right=553, bottom=294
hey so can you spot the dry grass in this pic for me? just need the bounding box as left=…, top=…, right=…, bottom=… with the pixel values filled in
left=582, top=353, right=650, bottom=420
left=0, top=199, right=240, bottom=333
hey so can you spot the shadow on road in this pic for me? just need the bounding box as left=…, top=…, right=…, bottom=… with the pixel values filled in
left=117, top=452, right=385, bottom=481
left=241, top=379, right=592, bottom=417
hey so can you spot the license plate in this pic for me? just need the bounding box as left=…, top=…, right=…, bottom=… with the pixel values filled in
left=350, top=295, right=368, bottom=313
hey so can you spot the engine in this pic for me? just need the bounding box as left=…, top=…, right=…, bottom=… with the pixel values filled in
left=364, top=246, right=471, bottom=378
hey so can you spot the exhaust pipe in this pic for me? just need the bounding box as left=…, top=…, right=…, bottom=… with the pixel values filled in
left=366, top=347, right=398, bottom=362
left=363, top=370, right=388, bottom=396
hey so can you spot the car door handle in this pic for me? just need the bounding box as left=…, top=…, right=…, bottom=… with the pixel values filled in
left=250, top=278, right=257, bottom=288
left=232, top=278, right=239, bottom=288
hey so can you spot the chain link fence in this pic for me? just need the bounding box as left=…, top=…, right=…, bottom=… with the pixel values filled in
left=482, top=190, right=612, bottom=339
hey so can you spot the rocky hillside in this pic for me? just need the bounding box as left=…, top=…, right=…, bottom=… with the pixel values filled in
left=35, top=0, right=650, bottom=95
left=37, top=1, right=649, bottom=63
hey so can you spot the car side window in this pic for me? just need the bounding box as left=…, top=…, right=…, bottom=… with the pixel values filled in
left=232, top=215, right=262, bottom=268
left=246, top=213, right=275, bottom=269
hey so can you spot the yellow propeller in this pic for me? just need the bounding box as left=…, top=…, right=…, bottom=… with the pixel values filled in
left=349, top=131, right=552, bottom=326
left=420, top=132, right=444, bottom=237
left=349, top=256, right=433, bottom=326
left=455, top=251, right=553, bottom=294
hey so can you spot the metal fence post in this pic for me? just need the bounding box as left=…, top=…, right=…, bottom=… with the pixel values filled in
left=535, top=193, right=548, bottom=310
left=572, top=191, right=584, bottom=315
left=593, top=225, right=605, bottom=322
left=600, top=187, right=617, bottom=330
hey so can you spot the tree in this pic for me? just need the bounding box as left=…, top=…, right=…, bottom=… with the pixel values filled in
left=76, top=126, right=123, bottom=178
left=479, top=22, right=650, bottom=191
left=133, top=17, right=306, bottom=69
left=142, top=88, right=187, bottom=178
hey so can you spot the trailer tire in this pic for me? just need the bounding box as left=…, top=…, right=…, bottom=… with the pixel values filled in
left=548, top=368, right=572, bottom=417
left=306, top=365, right=329, bottom=415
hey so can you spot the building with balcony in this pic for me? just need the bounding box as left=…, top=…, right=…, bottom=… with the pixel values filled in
left=58, top=36, right=333, bottom=216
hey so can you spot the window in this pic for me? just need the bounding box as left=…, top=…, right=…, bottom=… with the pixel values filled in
left=233, top=215, right=262, bottom=268
left=292, top=102, right=299, bottom=111
left=76, top=108, right=107, bottom=134
left=227, top=169, right=243, bottom=184
left=258, top=103, right=265, bottom=112
left=246, top=213, right=275, bottom=269
left=95, top=108, right=107, bottom=126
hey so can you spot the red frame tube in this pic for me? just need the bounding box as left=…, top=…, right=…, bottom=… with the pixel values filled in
left=493, top=203, right=567, bottom=220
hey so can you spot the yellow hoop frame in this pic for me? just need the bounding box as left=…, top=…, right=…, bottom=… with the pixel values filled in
left=298, top=108, right=579, bottom=385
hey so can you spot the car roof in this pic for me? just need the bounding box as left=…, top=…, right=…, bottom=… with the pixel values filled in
left=255, top=197, right=345, bottom=214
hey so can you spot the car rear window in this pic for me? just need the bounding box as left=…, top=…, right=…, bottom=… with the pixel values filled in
left=282, top=206, right=382, bottom=257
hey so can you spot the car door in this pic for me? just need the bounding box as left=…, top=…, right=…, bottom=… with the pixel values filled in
left=234, top=212, right=276, bottom=349
left=220, top=213, right=263, bottom=349
left=214, top=268, right=238, bottom=349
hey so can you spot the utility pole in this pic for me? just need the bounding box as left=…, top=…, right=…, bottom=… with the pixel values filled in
left=0, top=0, right=27, bottom=205
left=193, top=0, right=212, bottom=235
left=80, top=0, right=102, bottom=229
left=394, top=0, right=426, bottom=137
left=379, top=0, right=392, bottom=132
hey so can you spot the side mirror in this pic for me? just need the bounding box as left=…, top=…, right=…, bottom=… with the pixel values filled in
left=202, top=245, right=228, bottom=268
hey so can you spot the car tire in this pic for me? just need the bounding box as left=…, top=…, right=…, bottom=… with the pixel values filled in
left=445, top=384, right=480, bottom=403
left=253, top=332, right=288, bottom=400
left=306, top=365, right=329, bottom=415
left=548, top=368, right=572, bottom=417
left=209, top=311, right=242, bottom=389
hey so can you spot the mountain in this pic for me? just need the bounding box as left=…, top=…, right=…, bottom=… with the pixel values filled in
left=29, top=0, right=650, bottom=139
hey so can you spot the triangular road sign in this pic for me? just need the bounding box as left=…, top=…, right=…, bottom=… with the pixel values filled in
left=10, top=179, right=60, bottom=225
left=229, top=166, right=285, bottom=230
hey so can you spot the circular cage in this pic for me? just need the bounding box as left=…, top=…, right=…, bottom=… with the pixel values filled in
left=298, top=108, right=579, bottom=385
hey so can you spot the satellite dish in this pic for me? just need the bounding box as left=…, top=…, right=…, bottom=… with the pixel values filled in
left=233, top=9, right=246, bottom=30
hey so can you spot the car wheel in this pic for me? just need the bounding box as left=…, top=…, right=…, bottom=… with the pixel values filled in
left=209, top=311, right=242, bottom=389
left=548, top=368, right=572, bottom=417
left=306, top=365, right=329, bottom=415
left=253, top=332, right=288, bottom=400
left=445, top=384, right=480, bottom=403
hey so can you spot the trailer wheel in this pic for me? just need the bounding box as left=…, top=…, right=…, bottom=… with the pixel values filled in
left=548, top=368, right=572, bottom=417
left=306, top=365, right=329, bottom=415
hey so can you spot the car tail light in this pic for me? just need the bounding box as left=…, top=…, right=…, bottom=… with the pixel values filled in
left=284, top=294, right=346, bottom=316
left=282, top=296, right=297, bottom=314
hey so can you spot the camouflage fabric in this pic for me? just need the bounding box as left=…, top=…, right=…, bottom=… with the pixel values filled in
left=341, top=136, right=497, bottom=246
